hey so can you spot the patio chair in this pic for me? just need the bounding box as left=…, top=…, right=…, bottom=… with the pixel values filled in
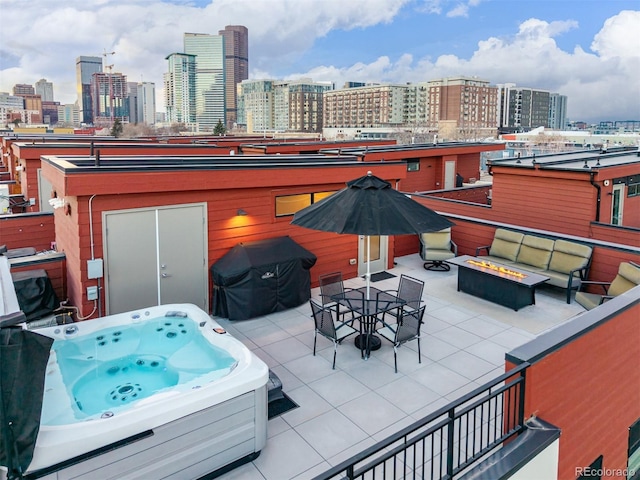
left=419, top=227, right=457, bottom=271
left=319, top=272, right=357, bottom=324
left=378, top=274, right=425, bottom=325
left=574, top=261, right=640, bottom=310
left=376, top=305, right=426, bottom=373
left=310, top=299, right=358, bottom=369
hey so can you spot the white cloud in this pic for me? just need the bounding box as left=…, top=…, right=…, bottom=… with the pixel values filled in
left=289, top=12, right=639, bottom=122
left=0, top=1, right=637, bottom=123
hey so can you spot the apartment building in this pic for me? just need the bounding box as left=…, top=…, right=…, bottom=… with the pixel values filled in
left=164, top=53, right=197, bottom=126
left=237, top=79, right=275, bottom=132
left=428, top=76, right=498, bottom=138
left=323, top=83, right=408, bottom=129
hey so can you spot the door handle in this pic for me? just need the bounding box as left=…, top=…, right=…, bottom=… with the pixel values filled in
left=161, top=273, right=171, bottom=278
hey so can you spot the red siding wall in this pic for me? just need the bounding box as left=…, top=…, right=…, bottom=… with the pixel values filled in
left=0, top=213, right=55, bottom=250
left=506, top=302, right=640, bottom=479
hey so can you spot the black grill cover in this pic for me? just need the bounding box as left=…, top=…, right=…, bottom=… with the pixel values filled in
left=211, top=236, right=317, bottom=320
left=11, top=269, right=59, bottom=322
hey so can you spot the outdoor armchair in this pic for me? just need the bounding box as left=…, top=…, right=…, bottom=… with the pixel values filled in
left=310, top=299, right=358, bottom=369
left=575, top=261, right=640, bottom=310
left=376, top=305, right=426, bottom=373
left=420, top=227, right=457, bottom=271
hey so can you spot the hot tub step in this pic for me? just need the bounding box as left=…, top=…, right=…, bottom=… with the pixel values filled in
left=267, top=370, right=284, bottom=404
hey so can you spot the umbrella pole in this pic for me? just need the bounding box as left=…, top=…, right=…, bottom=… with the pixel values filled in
left=366, top=235, right=371, bottom=299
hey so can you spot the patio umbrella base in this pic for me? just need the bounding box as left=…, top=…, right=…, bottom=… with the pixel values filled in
left=354, top=334, right=382, bottom=351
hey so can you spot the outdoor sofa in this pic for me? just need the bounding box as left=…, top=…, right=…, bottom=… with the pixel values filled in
left=475, top=228, right=593, bottom=304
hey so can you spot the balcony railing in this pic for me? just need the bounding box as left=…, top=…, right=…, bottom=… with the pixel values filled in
left=313, top=363, right=528, bottom=480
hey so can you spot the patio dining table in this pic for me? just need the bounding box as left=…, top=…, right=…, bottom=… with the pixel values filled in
left=331, top=286, right=406, bottom=359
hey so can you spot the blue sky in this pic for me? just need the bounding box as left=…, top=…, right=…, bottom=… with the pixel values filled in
left=1, top=0, right=638, bottom=123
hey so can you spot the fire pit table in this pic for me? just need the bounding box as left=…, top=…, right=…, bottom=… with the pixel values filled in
left=447, top=255, right=549, bottom=311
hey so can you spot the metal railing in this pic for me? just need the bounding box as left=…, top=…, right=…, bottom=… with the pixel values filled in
left=313, top=362, right=529, bottom=480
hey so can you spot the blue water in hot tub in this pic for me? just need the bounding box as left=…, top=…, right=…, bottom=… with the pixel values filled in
left=52, top=315, right=236, bottom=420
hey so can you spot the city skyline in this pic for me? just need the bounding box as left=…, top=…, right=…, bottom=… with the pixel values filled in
left=0, top=0, right=638, bottom=123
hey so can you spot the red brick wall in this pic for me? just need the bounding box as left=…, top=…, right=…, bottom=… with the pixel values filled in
left=506, top=301, right=640, bottom=479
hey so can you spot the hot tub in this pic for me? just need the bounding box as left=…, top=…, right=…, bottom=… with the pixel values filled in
left=28, top=304, right=268, bottom=479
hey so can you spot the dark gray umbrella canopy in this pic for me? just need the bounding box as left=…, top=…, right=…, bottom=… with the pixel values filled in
left=291, top=172, right=454, bottom=235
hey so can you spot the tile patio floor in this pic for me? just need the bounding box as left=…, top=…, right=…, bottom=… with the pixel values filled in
left=214, top=253, right=585, bottom=480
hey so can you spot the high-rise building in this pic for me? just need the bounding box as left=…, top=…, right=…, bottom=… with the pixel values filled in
left=57, top=103, right=80, bottom=126
left=496, top=83, right=551, bottom=132
left=137, top=82, right=156, bottom=125
left=184, top=33, right=226, bottom=131
left=13, top=84, right=35, bottom=96
left=428, top=76, right=497, bottom=137
left=218, top=25, right=248, bottom=129
left=0, top=92, right=25, bottom=125
left=274, top=79, right=331, bottom=133
left=127, top=82, right=139, bottom=124
left=237, top=79, right=275, bottom=132
left=90, top=72, right=128, bottom=123
left=42, top=101, right=60, bottom=125
left=35, top=79, right=54, bottom=102
left=164, top=53, right=197, bottom=125
left=549, top=93, right=568, bottom=130
left=323, top=84, right=410, bottom=129
left=76, top=56, right=103, bottom=124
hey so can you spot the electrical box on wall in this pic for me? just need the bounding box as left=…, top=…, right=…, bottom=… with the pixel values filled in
left=87, top=259, right=103, bottom=279
left=86, top=286, right=98, bottom=300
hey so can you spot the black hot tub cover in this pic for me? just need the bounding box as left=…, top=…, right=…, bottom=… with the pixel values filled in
left=211, top=236, right=317, bottom=320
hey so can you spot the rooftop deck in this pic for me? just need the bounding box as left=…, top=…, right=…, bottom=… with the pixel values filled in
left=214, top=253, right=584, bottom=479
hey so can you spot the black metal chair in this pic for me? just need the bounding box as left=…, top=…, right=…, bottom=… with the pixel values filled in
left=376, top=305, right=426, bottom=373
left=318, top=271, right=357, bottom=324
left=378, top=274, right=424, bottom=325
left=310, top=299, right=358, bottom=369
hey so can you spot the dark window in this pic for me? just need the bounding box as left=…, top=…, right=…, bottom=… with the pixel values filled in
left=407, top=159, right=420, bottom=172
left=577, top=455, right=603, bottom=479
left=627, top=182, right=640, bottom=198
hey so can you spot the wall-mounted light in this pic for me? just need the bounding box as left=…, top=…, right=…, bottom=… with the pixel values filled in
left=237, top=209, right=248, bottom=216
left=48, top=197, right=66, bottom=209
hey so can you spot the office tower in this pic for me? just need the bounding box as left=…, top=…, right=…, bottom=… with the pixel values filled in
left=13, top=84, right=35, bottom=96
left=90, top=72, right=128, bottom=123
left=57, top=103, right=80, bottom=126
left=76, top=56, right=103, bottom=124
left=35, top=79, right=54, bottom=102
left=427, top=77, right=497, bottom=136
left=41, top=101, right=60, bottom=125
left=549, top=93, right=568, bottom=130
left=184, top=33, right=225, bottom=131
left=164, top=53, right=197, bottom=125
left=218, top=25, right=248, bottom=129
left=127, top=82, right=139, bottom=123
left=137, top=82, right=156, bottom=125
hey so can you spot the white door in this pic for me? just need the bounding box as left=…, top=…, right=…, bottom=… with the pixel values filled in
left=444, top=160, right=456, bottom=189
left=37, top=169, right=54, bottom=213
left=611, top=184, right=624, bottom=225
left=103, top=203, right=208, bottom=314
left=358, top=235, right=388, bottom=277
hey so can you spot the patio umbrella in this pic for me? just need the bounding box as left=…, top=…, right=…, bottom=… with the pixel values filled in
left=291, top=171, right=454, bottom=297
left=0, top=322, right=53, bottom=479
